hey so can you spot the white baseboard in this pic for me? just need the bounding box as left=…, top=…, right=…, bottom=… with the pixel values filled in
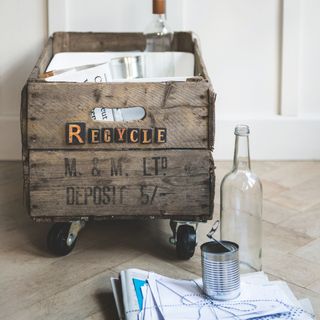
left=214, top=115, right=320, bottom=160
left=0, top=115, right=319, bottom=161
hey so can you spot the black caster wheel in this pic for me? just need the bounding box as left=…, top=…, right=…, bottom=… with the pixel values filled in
left=47, top=222, right=76, bottom=256
left=176, top=225, right=197, bottom=260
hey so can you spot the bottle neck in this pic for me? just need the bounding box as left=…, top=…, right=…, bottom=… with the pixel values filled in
left=233, top=135, right=251, bottom=171
left=146, top=13, right=170, bottom=36
left=153, top=13, right=166, bottom=21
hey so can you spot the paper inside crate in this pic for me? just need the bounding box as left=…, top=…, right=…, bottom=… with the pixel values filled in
left=45, top=51, right=195, bottom=83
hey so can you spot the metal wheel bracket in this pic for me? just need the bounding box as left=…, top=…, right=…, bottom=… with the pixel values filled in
left=67, top=220, right=85, bottom=246
left=169, top=220, right=199, bottom=245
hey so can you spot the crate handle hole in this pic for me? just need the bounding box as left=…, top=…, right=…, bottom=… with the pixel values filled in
left=91, top=107, right=145, bottom=122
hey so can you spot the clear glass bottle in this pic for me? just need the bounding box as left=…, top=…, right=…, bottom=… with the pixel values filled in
left=144, top=0, right=173, bottom=52
left=220, top=125, right=263, bottom=273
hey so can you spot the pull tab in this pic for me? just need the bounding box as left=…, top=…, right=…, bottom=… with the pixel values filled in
left=207, top=220, right=230, bottom=253
left=207, top=220, right=220, bottom=240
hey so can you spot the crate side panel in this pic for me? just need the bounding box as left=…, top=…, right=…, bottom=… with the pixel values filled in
left=172, top=32, right=194, bottom=53
left=194, top=38, right=210, bottom=81
left=53, top=32, right=146, bottom=54
left=29, top=150, right=214, bottom=218
left=52, top=32, right=194, bottom=54
left=27, top=81, right=210, bottom=149
left=21, top=85, right=30, bottom=210
left=29, top=38, right=53, bottom=81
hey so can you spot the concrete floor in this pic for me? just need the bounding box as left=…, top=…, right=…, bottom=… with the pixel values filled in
left=0, top=161, right=319, bottom=319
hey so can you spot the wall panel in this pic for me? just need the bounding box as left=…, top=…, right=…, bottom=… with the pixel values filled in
left=0, top=0, right=47, bottom=159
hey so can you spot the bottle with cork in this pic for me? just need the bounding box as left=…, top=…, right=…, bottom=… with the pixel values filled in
left=144, top=0, right=173, bottom=52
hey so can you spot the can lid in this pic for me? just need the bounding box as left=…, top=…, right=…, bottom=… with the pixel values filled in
left=234, top=124, right=250, bottom=136
left=201, top=241, right=239, bottom=255
left=153, top=0, right=166, bottom=14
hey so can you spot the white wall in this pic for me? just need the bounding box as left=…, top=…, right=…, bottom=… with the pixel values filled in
left=183, top=0, right=281, bottom=117
left=181, top=0, right=320, bottom=160
left=1, top=0, right=320, bottom=160
left=0, top=0, right=48, bottom=160
left=48, top=0, right=183, bottom=34
left=299, top=0, right=320, bottom=115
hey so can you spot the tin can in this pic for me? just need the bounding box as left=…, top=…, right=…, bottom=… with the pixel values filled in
left=201, top=241, right=240, bottom=300
left=110, top=56, right=144, bottom=80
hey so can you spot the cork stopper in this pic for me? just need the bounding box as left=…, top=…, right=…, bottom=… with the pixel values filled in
left=153, top=0, right=166, bottom=14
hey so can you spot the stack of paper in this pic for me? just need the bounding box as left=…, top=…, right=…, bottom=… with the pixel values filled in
left=111, top=269, right=315, bottom=320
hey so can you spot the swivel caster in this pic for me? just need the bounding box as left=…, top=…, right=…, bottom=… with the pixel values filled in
left=176, top=225, right=197, bottom=260
left=47, top=221, right=85, bottom=256
left=170, top=221, right=197, bottom=260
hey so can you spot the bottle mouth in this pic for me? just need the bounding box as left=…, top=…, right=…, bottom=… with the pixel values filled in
left=234, top=124, right=250, bottom=136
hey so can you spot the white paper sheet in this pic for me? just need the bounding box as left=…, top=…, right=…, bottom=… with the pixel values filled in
left=45, top=51, right=195, bottom=83
left=111, top=270, right=315, bottom=320
left=147, top=273, right=291, bottom=320
left=138, top=285, right=164, bottom=320
left=120, top=269, right=149, bottom=320
left=140, top=272, right=314, bottom=320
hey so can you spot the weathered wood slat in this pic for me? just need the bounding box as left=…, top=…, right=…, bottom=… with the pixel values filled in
left=171, top=32, right=194, bottom=53
left=208, top=89, right=216, bottom=149
left=27, top=81, right=212, bottom=149
left=29, top=150, right=214, bottom=219
left=52, top=32, right=196, bottom=55
left=29, top=37, right=53, bottom=81
left=194, top=37, right=210, bottom=81
left=20, top=85, right=29, bottom=208
left=53, top=32, right=146, bottom=54
left=192, top=37, right=216, bottom=149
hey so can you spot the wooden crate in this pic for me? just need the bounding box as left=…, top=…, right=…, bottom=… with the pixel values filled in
left=21, top=32, right=216, bottom=222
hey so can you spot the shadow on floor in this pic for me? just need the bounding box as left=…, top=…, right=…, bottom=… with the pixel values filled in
left=0, top=162, right=184, bottom=261
left=95, top=291, right=119, bottom=320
